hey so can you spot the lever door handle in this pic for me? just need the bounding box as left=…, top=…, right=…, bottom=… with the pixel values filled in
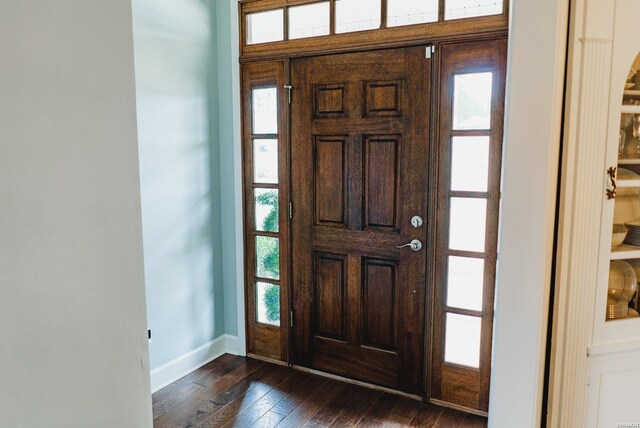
left=396, top=239, right=423, bottom=251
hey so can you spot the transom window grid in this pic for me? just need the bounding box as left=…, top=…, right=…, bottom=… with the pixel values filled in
left=241, top=0, right=507, bottom=46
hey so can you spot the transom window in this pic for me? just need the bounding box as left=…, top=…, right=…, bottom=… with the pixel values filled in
left=244, top=0, right=505, bottom=46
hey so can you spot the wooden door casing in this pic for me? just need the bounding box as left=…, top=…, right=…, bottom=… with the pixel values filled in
left=241, top=60, right=290, bottom=361
left=291, top=47, right=431, bottom=394
left=429, top=38, right=507, bottom=413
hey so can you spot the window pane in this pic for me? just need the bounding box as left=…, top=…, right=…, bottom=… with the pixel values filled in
left=257, top=282, right=280, bottom=326
left=451, top=136, right=490, bottom=192
left=252, top=87, right=278, bottom=134
left=336, top=0, right=381, bottom=34
left=445, top=313, right=481, bottom=368
left=255, top=189, right=279, bottom=232
left=453, top=72, right=493, bottom=130
left=253, top=139, right=278, bottom=184
left=256, top=236, right=279, bottom=279
left=246, top=9, right=284, bottom=45
left=445, top=0, right=503, bottom=20
left=447, top=256, right=484, bottom=311
left=289, top=2, right=330, bottom=39
left=388, top=0, right=438, bottom=27
left=449, top=197, right=487, bottom=252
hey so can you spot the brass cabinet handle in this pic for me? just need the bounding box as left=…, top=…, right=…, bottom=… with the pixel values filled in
left=606, top=166, right=617, bottom=200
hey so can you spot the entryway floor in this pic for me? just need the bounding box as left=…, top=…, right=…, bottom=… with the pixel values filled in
left=152, top=354, right=486, bottom=427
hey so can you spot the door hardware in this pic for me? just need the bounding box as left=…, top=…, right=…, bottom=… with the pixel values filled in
left=396, top=239, right=423, bottom=251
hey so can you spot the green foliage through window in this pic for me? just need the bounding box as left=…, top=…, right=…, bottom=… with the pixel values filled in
left=263, top=284, right=280, bottom=323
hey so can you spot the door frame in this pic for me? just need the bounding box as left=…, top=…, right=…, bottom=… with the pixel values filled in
left=240, top=35, right=507, bottom=409
left=226, top=0, right=569, bottom=425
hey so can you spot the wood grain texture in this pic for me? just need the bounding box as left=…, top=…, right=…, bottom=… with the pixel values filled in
left=430, top=38, right=507, bottom=413
left=241, top=60, right=290, bottom=362
left=152, top=355, right=483, bottom=427
left=239, top=0, right=508, bottom=61
left=291, top=46, right=430, bottom=395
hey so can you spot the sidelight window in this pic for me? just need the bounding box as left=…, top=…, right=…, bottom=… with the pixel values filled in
left=442, top=70, right=495, bottom=368
left=250, top=85, right=282, bottom=328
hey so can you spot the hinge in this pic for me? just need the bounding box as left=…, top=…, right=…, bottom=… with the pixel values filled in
left=290, top=310, right=294, bottom=327
left=289, top=202, right=293, bottom=219
left=425, top=45, right=436, bottom=59
left=284, top=85, right=292, bottom=104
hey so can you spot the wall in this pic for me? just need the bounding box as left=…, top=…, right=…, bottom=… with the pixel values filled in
left=489, top=0, right=569, bottom=426
left=0, top=1, right=152, bottom=426
left=132, top=0, right=227, bottom=378
left=215, top=0, right=244, bottom=344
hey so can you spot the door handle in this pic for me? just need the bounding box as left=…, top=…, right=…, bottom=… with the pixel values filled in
left=396, top=239, right=423, bottom=251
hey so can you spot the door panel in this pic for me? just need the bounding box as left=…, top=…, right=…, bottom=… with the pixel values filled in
left=291, top=47, right=430, bottom=394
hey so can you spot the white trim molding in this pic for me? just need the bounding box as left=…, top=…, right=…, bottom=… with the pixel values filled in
left=149, top=335, right=240, bottom=393
left=549, top=0, right=616, bottom=426
left=488, top=0, right=570, bottom=426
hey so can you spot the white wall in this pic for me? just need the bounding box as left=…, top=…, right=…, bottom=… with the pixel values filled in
left=132, top=0, right=226, bottom=374
left=0, top=1, right=152, bottom=426
left=489, top=0, right=569, bottom=426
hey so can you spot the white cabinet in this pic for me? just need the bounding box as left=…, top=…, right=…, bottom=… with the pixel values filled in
left=553, top=0, right=640, bottom=426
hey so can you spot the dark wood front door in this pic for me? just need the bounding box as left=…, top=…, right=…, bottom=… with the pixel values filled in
left=291, top=47, right=430, bottom=394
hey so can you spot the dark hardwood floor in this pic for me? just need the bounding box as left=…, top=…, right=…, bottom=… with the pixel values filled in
left=152, top=354, right=486, bottom=428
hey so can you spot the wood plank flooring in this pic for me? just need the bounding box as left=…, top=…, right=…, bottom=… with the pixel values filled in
left=152, top=354, right=487, bottom=428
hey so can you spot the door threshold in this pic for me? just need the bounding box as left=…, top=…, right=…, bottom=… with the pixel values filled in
left=246, top=353, right=288, bottom=366
left=290, top=364, right=422, bottom=401
left=429, top=398, right=488, bottom=418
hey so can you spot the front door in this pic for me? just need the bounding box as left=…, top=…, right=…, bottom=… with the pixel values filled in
left=291, top=47, right=430, bottom=394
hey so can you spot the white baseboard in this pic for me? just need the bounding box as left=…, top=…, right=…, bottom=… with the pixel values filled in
left=224, top=334, right=241, bottom=355
left=150, top=334, right=240, bottom=393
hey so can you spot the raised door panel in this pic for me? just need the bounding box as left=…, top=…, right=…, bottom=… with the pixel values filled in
left=364, top=80, right=403, bottom=117
left=315, top=137, right=347, bottom=226
left=314, top=253, right=347, bottom=341
left=362, top=258, right=399, bottom=351
left=364, top=136, right=400, bottom=231
left=314, top=83, right=348, bottom=118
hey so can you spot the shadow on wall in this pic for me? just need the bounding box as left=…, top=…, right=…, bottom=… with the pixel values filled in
left=132, top=0, right=224, bottom=371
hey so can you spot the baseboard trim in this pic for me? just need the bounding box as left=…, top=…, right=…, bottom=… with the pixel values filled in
left=150, top=334, right=240, bottom=393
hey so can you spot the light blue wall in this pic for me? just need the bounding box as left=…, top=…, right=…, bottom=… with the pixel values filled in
left=132, top=0, right=225, bottom=370
left=215, top=0, right=240, bottom=337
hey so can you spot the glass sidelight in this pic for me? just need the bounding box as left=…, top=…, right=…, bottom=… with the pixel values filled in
left=251, top=86, right=281, bottom=322
left=242, top=61, right=288, bottom=360
left=432, top=39, right=507, bottom=412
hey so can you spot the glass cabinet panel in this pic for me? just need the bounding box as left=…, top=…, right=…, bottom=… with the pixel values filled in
left=607, top=53, right=640, bottom=322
